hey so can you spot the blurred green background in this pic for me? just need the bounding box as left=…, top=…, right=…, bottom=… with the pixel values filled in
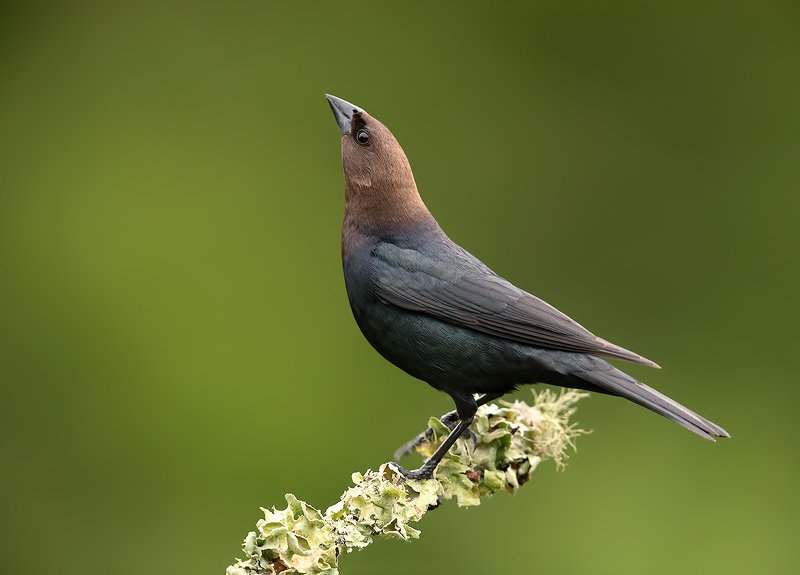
left=2, top=1, right=798, bottom=573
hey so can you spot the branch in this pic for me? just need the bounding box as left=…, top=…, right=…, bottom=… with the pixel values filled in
left=226, top=388, right=589, bottom=575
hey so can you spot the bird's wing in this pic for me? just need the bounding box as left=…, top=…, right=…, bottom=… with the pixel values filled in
left=372, top=242, right=659, bottom=368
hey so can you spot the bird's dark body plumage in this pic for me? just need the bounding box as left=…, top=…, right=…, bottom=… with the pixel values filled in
left=345, top=215, right=564, bottom=396
left=327, top=94, right=728, bottom=477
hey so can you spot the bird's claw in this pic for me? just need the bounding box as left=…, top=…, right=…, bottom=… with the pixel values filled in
left=439, top=410, right=459, bottom=428
left=390, top=461, right=436, bottom=481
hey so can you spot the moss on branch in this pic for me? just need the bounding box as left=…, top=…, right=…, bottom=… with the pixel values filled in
left=227, top=389, right=589, bottom=575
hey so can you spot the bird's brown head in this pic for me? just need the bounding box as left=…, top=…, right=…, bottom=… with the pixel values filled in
left=326, top=94, right=431, bottom=232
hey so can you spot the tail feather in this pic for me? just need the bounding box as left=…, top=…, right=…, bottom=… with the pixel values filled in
left=574, top=363, right=730, bottom=441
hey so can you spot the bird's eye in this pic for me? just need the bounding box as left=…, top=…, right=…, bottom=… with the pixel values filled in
left=356, top=129, right=370, bottom=146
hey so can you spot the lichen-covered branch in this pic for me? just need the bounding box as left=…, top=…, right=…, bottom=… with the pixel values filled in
left=227, top=389, right=589, bottom=575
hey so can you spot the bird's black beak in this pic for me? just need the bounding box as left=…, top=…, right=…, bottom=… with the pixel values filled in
left=326, top=94, right=364, bottom=135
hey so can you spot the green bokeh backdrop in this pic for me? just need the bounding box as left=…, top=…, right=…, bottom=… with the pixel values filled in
left=2, top=1, right=798, bottom=573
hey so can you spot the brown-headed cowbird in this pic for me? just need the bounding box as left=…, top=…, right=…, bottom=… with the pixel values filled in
left=326, top=94, right=728, bottom=480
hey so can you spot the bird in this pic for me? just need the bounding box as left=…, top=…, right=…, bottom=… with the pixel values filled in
left=325, top=94, right=729, bottom=480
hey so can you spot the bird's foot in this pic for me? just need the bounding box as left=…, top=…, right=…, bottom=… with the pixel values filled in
left=438, top=410, right=460, bottom=428
left=389, top=461, right=436, bottom=481
left=392, top=410, right=476, bottom=461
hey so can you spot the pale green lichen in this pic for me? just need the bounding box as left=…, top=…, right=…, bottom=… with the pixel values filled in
left=227, top=388, right=589, bottom=575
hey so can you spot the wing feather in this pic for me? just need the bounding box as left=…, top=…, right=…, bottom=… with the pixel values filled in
left=373, top=242, right=659, bottom=368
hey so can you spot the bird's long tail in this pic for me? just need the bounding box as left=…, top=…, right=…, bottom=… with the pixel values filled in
left=572, top=361, right=730, bottom=441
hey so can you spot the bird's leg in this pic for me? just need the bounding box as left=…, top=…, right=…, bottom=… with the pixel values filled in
left=393, top=392, right=504, bottom=461
left=393, top=395, right=477, bottom=481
